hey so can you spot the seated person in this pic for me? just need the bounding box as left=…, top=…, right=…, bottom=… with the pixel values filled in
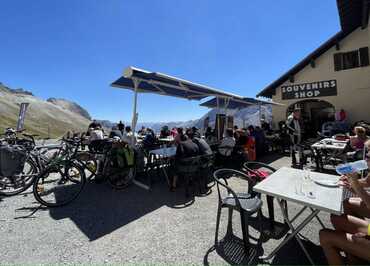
left=349, top=126, right=369, bottom=151
left=109, top=126, right=123, bottom=139
left=319, top=140, right=370, bottom=265
left=88, top=125, right=105, bottom=152
left=218, top=128, right=236, bottom=157
left=174, top=127, right=184, bottom=145
left=138, top=126, right=146, bottom=136
left=192, top=127, right=201, bottom=138
left=142, top=128, right=156, bottom=149
left=189, top=131, right=212, bottom=155
left=170, top=127, right=178, bottom=138
left=171, top=134, right=199, bottom=191
left=160, top=126, right=170, bottom=138
left=122, top=126, right=135, bottom=147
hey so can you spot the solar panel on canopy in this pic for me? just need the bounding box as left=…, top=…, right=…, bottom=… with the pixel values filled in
left=111, top=66, right=242, bottom=100
left=200, top=97, right=282, bottom=109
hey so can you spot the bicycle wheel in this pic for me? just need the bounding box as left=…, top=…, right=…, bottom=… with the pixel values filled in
left=32, top=162, right=86, bottom=207
left=104, top=160, right=135, bottom=189
left=0, top=158, right=38, bottom=196
left=75, top=151, right=97, bottom=180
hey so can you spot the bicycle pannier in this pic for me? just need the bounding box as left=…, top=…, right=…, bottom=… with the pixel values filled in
left=0, top=145, right=27, bottom=177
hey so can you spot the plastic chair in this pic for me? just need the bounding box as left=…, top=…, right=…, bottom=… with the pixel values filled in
left=243, top=162, right=288, bottom=231
left=213, top=169, right=263, bottom=256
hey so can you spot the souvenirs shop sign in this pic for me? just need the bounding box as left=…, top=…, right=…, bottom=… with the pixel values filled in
left=281, top=80, right=337, bottom=100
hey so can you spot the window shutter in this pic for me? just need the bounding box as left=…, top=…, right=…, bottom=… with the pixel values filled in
left=334, top=53, right=343, bottom=71
left=359, top=47, right=369, bottom=67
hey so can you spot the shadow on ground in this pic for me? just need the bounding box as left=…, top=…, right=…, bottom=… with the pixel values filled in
left=18, top=171, right=209, bottom=241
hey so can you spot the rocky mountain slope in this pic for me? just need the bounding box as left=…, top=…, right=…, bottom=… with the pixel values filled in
left=0, top=82, right=91, bottom=138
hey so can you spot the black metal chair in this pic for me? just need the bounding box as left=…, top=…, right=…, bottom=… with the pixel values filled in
left=198, top=153, right=215, bottom=192
left=177, top=156, right=201, bottom=197
left=213, top=169, right=263, bottom=256
left=243, top=162, right=288, bottom=231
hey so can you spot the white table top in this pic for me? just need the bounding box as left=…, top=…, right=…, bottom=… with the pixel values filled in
left=253, top=167, right=343, bottom=215
left=311, top=138, right=347, bottom=150
left=149, top=146, right=177, bottom=157
left=158, top=137, right=175, bottom=142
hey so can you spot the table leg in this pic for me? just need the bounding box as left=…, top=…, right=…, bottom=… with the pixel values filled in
left=260, top=200, right=319, bottom=266
left=160, top=157, right=171, bottom=187
left=310, top=207, right=326, bottom=229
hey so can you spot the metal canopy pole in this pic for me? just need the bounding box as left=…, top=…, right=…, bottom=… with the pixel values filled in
left=224, top=98, right=231, bottom=135
left=131, top=78, right=150, bottom=190
left=258, top=101, right=262, bottom=127
left=131, top=78, right=139, bottom=144
left=216, top=97, right=220, bottom=140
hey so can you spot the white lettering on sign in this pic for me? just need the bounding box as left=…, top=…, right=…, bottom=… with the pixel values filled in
left=281, top=79, right=337, bottom=100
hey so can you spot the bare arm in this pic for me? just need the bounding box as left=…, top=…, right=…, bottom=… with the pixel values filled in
left=348, top=173, right=370, bottom=209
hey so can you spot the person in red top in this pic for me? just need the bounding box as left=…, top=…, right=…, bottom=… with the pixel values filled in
left=339, top=109, right=346, bottom=122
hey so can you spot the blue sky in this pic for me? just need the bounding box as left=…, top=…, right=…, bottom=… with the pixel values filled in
left=0, top=1, right=340, bottom=122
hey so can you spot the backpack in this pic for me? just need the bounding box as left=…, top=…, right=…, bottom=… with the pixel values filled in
left=0, top=145, right=27, bottom=177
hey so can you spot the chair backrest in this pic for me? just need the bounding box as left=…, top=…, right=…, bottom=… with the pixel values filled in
left=213, top=168, right=254, bottom=208
left=243, top=161, right=276, bottom=183
left=177, top=156, right=200, bottom=174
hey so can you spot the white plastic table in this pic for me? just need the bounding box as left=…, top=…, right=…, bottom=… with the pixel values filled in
left=149, top=147, right=177, bottom=186
left=311, top=138, right=348, bottom=171
left=254, top=167, right=343, bottom=265
left=311, top=138, right=347, bottom=150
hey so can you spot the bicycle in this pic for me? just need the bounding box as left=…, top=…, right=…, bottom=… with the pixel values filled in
left=76, top=138, right=136, bottom=189
left=0, top=132, right=62, bottom=196
left=32, top=137, right=86, bottom=207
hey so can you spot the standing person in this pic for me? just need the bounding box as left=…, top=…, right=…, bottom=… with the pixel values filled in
left=117, top=121, right=125, bottom=135
left=286, top=108, right=302, bottom=167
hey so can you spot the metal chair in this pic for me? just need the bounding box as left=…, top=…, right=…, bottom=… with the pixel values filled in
left=243, top=162, right=288, bottom=231
left=177, top=156, right=201, bottom=197
left=198, top=153, right=215, bottom=192
left=213, top=169, right=263, bottom=256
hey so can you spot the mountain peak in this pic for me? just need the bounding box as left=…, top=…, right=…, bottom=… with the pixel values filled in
left=46, top=98, right=91, bottom=120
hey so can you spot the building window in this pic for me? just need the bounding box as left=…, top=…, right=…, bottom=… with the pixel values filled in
left=334, top=47, right=369, bottom=71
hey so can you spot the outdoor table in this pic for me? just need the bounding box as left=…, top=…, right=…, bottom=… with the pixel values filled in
left=158, top=137, right=175, bottom=143
left=149, top=146, right=177, bottom=187
left=254, top=166, right=343, bottom=265
left=311, top=138, right=348, bottom=171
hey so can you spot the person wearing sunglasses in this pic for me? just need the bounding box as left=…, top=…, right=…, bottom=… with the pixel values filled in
left=319, top=140, right=370, bottom=265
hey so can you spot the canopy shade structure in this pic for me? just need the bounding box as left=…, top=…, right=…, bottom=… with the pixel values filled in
left=111, top=66, right=243, bottom=100
left=199, top=97, right=283, bottom=109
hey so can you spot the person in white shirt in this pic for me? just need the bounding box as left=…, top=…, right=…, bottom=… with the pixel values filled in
left=218, top=128, right=236, bottom=157
left=122, top=126, right=136, bottom=147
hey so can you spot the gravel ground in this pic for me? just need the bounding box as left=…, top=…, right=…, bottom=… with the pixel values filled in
left=0, top=155, right=333, bottom=265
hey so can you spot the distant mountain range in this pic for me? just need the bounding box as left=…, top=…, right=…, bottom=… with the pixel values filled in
left=97, top=105, right=272, bottom=133
left=0, top=81, right=272, bottom=137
